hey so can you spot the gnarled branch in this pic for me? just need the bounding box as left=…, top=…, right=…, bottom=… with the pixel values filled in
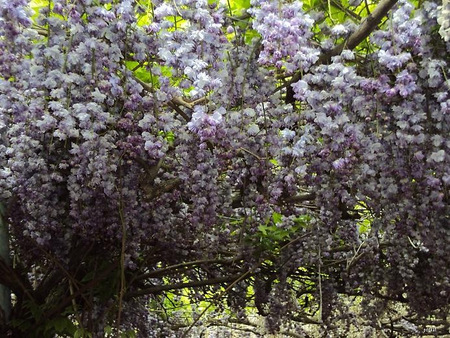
left=286, top=0, right=399, bottom=103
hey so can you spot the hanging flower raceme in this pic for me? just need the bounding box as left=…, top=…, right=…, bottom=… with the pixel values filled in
left=249, top=0, right=319, bottom=72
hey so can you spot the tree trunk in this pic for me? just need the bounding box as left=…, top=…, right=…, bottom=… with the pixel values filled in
left=0, top=203, right=11, bottom=327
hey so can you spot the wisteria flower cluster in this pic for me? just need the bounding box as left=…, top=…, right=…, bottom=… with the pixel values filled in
left=0, top=0, right=449, bottom=336
left=290, top=0, right=450, bottom=323
left=248, top=0, right=319, bottom=72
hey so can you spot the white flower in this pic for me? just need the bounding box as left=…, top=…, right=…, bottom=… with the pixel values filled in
left=153, top=3, right=175, bottom=18
left=243, top=108, right=256, bottom=117
left=195, top=72, right=211, bottom=89
left=428, top=149, right=445, bottom=162
left=331, top=24, right=348, bottom=36
left=0, top=168, right=12, bottom=178
left=281, top=129, right=295, bottom=140
left=247, top=123, right=260, bottom=135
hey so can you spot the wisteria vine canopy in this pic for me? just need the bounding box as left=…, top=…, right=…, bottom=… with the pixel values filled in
left=0, top=0, right=449, bottom=336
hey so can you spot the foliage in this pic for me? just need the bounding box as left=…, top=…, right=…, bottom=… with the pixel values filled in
left=0, top=0, right=449, bottom=336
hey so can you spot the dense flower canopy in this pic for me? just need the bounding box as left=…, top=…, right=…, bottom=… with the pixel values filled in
left=0, top=0, right=449, bottom=336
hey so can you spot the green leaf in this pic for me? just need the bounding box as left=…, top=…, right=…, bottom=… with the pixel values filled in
left=358, top=218, right=371, bottom=234
left=74, top=328, right=92, bottom=338
left=134, top=67, right=153, bottom=84
left=45, top=316, right=77, bottom=335
left=74, top=329, right=82, bottom=338
left=294, top=215, right=312, bottom=228
left=165, top=131, right=175, bottom=144
left=30, top=0, right=49, bottom=21
left=81, top=270, right=95, bottom=283
left=104, top=325, right=113, bottom=335
left=228, top=0, right=251, bottom=15
left=258, top=225, right=268, bottom=235
left=272, top=212, right=282, bottom=224
left=121, top=330, right=137, bottom=338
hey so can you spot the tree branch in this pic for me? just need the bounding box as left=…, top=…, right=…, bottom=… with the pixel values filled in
left=134, top=76, right=208, bottom=122
left=126, top=273, right=247, bottom=298
left=286, top=0, right=398, bottom=102
left=132, top=256, right=243, bottom=282
left=34, top=260, right=118, bottom=328
left=0, top=257, right=34, bottom=305
left=281, top=192, right=316, bottom=204
left=0, top=203, right=11, bottom=324
left=326, top=0, right=397, bottom=57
